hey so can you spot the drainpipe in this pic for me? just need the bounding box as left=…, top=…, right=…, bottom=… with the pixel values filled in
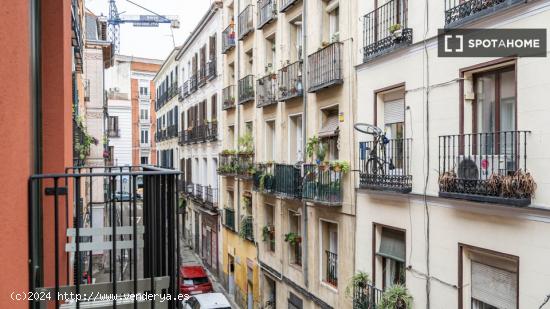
left=235, top=0, right=241, bottom=246
left=301, top=0, right=309, bottom=289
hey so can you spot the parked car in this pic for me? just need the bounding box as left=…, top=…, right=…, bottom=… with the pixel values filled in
left=183, top=293, right=231, bottom=309
left=114, top=192, right=131, bottom=201
left=180, top=265, right=213, bottom=295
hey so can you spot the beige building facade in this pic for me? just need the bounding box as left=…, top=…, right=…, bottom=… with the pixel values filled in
left=355, top=0, right=550, bottom=308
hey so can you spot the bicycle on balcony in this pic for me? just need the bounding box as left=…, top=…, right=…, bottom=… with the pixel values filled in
left=355, top=123, right=396, bottom=176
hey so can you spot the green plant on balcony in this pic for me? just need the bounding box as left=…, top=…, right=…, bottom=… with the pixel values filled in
left=330, top=160, right=350, bottom=173
left=345, top=271, right=370, bottom=299
left=389, top=23, right=402, bottom=34
left=262, top=225, right=274, bottom=242
left=238, top=132, right=254, bottom=154
left=284, top=232, right=301, bottom=246
left=379, top=284, right=413, bottom=309
left=221, top=149, right=237, bottom=156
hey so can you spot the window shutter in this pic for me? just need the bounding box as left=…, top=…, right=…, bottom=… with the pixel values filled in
left=471, top=262, right=517, bottom=309
left=384, top=99, right=404, bottom=124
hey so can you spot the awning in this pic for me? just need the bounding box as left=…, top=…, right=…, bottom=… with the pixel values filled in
left=377, top=228, right=405, bottom=262
left=318, top=115, right=339, bottom=137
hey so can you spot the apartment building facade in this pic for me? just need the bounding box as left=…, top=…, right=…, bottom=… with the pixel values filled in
left=354, top=0, right=550, bottom=308
left=176, top=2, right=223, bottom=276
left=154, top=47, right=182, bottom=168
left=219, top=0, right=358, bottom=308
left=106, top=55, right=162, bottom=167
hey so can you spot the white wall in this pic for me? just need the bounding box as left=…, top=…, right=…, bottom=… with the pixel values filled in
left=108, top=100, right=132, bottom=166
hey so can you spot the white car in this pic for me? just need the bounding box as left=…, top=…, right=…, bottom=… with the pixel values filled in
left=183, top=292, right=232, bottom=309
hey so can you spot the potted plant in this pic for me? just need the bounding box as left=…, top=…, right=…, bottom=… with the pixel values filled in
left=330, top=160, right=351, bottom=173
left=379, top=284, right=413, bottom=309
left=389, top=24, right=402, bottom=39
left=284, top=232, right=301, bottom=246
left=345, top=271, right=370, bottom=299
left=316, top=142, right=328, bottom=165
left=306, top=136, right=320, bottom=161
left=262, top=225, right=274, bottom=242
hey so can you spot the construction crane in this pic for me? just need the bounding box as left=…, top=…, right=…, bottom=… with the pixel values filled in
left=107, top=0, right=180, bottom=53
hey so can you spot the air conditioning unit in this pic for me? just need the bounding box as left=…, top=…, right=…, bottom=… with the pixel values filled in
left=456, top=155, right=509, bottom=180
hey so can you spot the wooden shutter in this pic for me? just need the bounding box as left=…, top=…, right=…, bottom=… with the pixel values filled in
left=211, top=94, right=217, bottom=120
left=471, top=262, right=517, bottom=309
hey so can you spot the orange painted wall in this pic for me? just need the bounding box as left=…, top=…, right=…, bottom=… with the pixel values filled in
left=0, top=1, right=31, bottom=307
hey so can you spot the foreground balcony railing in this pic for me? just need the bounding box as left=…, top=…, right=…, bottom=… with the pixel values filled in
left=308, top=42, right=343, bottom=93
left=325, top=250, right=338, bottom=287
left=439, top=130, right=532, bottom=206
left=207, top=59, right=217, bottom=80
left=238, top=5, right=254, bottom=40
left=189, top=74, right=198, bottom=93
left=353, top=283, right=383, bottom=309
left=302, top=164, right=343, bottom=205
left=223, top=85, right=236, bottom=110
left=278, top=60, right=303, bottom=101
left=445, top=0, right=523, bottom=27
left=280, top=0, right=300, bottom=13
left=222, top=24, right=236, bottom=53
left=256, top=74, right=278, bottom=108
left=239, top=75, right=255, bottom=104
left=218, top=152, right=255, bottom=179
left=359, top=138, right=412, bottom=193
left=224, top=208, right=236, bottom=231
left=363, top=0, right=412, bottom=62
left=258, top=0, right=277, bottom=29
left=240, top=216, right=254, bottom=242
left=29, top=165, right=181, bottom=308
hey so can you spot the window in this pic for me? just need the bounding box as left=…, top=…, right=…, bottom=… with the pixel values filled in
left=264, top=204, right=275, bottom=252
left=460, top=245, right=519, bottom=309
left=245, top=121, right=253, bottom=135
left=376, top=227, right=406, bottom=289
left=288, top=210, right=301, bottom=266
left=325, top=0, right=339, bottom=43
left=211, top=94, right=218, bottom=121
left=84, top=79, right=90, bottom=101
left=108, top=116, right=119, bottom=137
left=290, top=17, right=303, bottom=61
left=139, top=86, right=149, bottom=96
left=140, top=156, right=148, bottom=164
left=228, top=125, right=235, bottom=149
left=288, top=292, right=303, bottom=309
left=265, top=120, right=276, bottom=161
left=319, top=107, right=339, bottom=160
left=321, top=220, right=338, bottom=286
left=140, top=108, right=149, bottom=120
left=140, top=129, right=149, bottom=144
left=265, top=36, right=276, bottom=72
left=288, top=115, right=303, bottom=162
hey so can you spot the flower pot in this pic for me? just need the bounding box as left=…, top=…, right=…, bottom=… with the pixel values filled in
left=392, top=29, right=403, bottom=40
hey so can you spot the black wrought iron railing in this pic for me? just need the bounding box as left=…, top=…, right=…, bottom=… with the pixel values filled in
left=194, top=184, right=204, bottom=202
left=207, top=59, right=217, bottom=80
left=359, top=138, right=412, bottom=193
left=223, top=85, right=236, bottom=110
left=258, top=0, right=277, bottom=29
left=302, top=164, right=343, bottom=205
left=205, top=186, right=218, bottom=210
left=235, top=153, right=255, bottom=179
left=167, top=125, right=178, bottom=139
left=256, top=74, right=278, bottom=108
left=181, top=123, right=218, bottom=144
left=179, top=80, right=190, bottom=101
left=353, top=283, right=383, bottom=309
left=241, top=216, right=254, bottom=242
left=445, top=0, right=523, bottom=27
left=198, top=65, right=207, bottom=87
left=278, top=60, right=303, bottom=101
left=218, top=153, right=237, bottom=176
left=438, top=130, right=532, bottom=206
left=253, top=163, right=276, bottom=193
left=224, top=208, right=236, bottom=231
left=239, top=75, right=255, bottom=104
left=222, top=24, right=236, bottom=53
left=325, top=250, right=338, bottom=286
left=363, top=0, right=412, bottom=62
left=29, top=165, right=181, bottom=308
left=308, top=42, right=343, bottom=93
left=280, top=0, right=300, bottom=13
left=189, top=74, right=198, bottom=93
left=275, top=163, right=303, bottom=199
left=238, top=5, right=254, bottom=40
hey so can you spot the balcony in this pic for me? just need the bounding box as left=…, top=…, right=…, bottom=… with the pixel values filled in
left=253, top=163, right=276, bottom=193
left=254, top=163, right=302, bottom=199
left=181, top=123, right=218, bottom=144
left=363, top=0, right=412, bottom=62
left=205, top=186, right=218, bottom=210
left=223, top=85, right=236, bottom=110
left=28, top=165, right=181, bottom=308
left=240, top=216, right=254, bottom=242
left=218, top=152, right=255, bottom=179
left=445, top=0, right=524, bottom=27
left=325, top=250, right=338, bottom=287
left=179, top=80, right=190, bottom=101
left=308, top=42, right=343, bottom=93
left=302, top=164, right=343, bottom=206
left=198, top=65, right=207, bottom=87
left=189, top=74, right=198, bottom=94
left=222, top=24, right=236, bottom=53
left=71, top=0, right=83, bottom=73
left=238, top=5, right=254, bottom=40
left=438, top=130, right=533, bottom=207
left=280, top=0, right=300, bottom=13
left=359, top=138, right=412, bottom=193
left=167, top=82, right=178, bottom=101
left=278, top=60, right=303, bottom=101
left=353, top=283, right=383, bottom=309
left=256, top=74, right=278, bottom=108
left=192, top=184, right=204, bottom=202
left=257, top=0, right=277, bottom=29
left=167, top=125, right=178, bottom=139
left=238, top=75, right=255, bottom=105
left=207, top=59, right=217, bottom=80
left=224, top=208, right=236, bottom=231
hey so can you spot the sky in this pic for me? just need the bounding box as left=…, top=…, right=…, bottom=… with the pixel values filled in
left=86, top=0, right=212, bottom=61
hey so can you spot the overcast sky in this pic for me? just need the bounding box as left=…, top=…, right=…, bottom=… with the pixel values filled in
left=86, top=0, right=212, bottom=61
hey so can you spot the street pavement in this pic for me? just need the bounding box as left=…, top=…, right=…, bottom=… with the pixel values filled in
left=180, top=244, right=240, bottom=309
